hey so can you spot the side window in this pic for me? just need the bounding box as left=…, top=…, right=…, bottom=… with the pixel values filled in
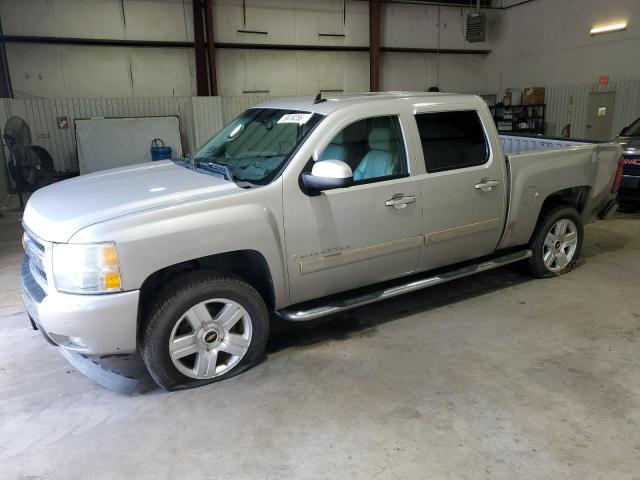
left=318, top=116, right=408, bottom=183
left=415, top=110, right=489, bottom=173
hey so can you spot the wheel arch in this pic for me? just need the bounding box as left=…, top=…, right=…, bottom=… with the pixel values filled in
left=137, top=250, right=276, bottom=336
left=498, top=185, right=590, bottom=249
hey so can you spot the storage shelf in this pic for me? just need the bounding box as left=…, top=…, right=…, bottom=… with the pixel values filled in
left=490, top=103, right=545, bottom=135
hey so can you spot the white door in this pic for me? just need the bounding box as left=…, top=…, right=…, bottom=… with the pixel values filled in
left=282, top=113, right=423, bottom=305
left=585, top=92, right=616, bottom=141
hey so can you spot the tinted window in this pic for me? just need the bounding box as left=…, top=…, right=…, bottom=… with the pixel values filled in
left=318, top=116, right=408, bottom=183
left=415, top=110, right=488, bottom=173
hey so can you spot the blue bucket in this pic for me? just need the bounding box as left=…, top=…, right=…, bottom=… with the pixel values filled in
left=150, top=138, right=172, bottom=161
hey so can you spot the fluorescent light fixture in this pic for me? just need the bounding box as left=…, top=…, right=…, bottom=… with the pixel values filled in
left=590, top=22, right=627, bottom=35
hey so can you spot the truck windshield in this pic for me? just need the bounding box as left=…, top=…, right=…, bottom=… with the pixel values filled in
left=194, top=108, right=324, bottom=185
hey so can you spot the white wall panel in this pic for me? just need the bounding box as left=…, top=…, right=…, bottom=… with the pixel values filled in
left=544, top=79, right=640, bottom=138
left=220, top=95, right=273, bottom=124
left=0, top=97, right=197, bottom=173
left=0, top=0, right=192, bottom=41
left=192, top=96, right=224, bottom=148
left=488, top=0, right=640, bottom=92
left=381, top=3, right=492, bottom=51
left=381, top=53, right=488, bottom=94
left=213, top=0, right=368, bottom=47
left=7, top=44, right=197, bottom=98
left=216, top=49, right=369, bottom=96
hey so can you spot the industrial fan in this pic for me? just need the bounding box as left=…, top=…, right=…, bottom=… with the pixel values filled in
left=4, top=116, right=55, bottom=191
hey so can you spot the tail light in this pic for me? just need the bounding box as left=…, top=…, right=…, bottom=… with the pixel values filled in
left=611, top=155, right=624, bottom=193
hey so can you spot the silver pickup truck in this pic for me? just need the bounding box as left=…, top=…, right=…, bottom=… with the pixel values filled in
left=20, top=92, right=622, bottom=390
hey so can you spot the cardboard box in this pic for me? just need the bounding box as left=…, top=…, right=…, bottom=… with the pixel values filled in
left=523, top=87, right=545, bottom=105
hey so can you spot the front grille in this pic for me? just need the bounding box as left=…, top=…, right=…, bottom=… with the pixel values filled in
left=623, top=164, right=640, bottom=176
left=23, top=228, right=48, bottom=292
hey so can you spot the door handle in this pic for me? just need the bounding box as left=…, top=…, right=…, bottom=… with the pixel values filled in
left=385, top=194, right=416, bottom=209
left=475, top=180, right=500, bottom=192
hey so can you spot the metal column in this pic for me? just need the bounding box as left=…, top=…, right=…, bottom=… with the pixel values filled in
left=369, top=0, right=380, bottom=92
left=192, top=0, right=209, bottom=96
left=204, top=0, right=218, bottom=96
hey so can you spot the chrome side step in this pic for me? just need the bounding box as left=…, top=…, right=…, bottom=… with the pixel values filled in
left=276, top=249, right=532, bottom=322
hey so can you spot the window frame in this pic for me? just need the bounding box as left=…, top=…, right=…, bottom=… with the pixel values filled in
left=414, top=109, right=491, bottom=174
left=310, top=113, right=411, bottom=188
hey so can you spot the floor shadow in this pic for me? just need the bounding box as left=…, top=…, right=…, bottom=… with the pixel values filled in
left=581, top=225, right=634, bottom=261
left=267, top=262, right=533, bottom=354
left=64, top=217, right=638, bottom=394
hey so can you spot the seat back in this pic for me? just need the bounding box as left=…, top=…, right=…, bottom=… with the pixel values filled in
left=318, top=132, right=347, bottom=162
left=353, top=128, right=395, bottom=181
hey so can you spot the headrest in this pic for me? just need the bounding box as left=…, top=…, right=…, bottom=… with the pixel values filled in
left=368, top=128, right=390, bottom=151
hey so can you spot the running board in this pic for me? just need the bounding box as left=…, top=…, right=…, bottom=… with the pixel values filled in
left=276, top=249, right=532, bottom=322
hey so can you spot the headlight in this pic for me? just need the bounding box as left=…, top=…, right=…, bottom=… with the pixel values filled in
left=52, top=242, right=122, bottom=294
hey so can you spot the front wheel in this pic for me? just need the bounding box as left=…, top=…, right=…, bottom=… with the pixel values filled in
left=141, top=272, right=269, bottom=391
left=527, top=206, right=583, bottom=278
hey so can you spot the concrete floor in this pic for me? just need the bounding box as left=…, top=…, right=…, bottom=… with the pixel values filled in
left=1, top=206, right=639, bottom=480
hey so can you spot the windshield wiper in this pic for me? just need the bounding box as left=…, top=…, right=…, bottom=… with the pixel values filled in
left=196, top=161, right=233, bottom=181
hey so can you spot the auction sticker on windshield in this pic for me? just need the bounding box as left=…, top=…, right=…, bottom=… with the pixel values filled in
left=278, top=113, right=313, bottom=125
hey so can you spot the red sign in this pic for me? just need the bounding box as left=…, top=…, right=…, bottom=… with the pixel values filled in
left=599, top=75, right=609, bottom=85
left=57, top=116, right=69, bottom=129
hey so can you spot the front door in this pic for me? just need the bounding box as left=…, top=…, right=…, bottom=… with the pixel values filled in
left=412, top=107, right=507, bottom=271
left=586, top=92, right=616, bottom=141
left=282, top=113, right=423, bottom=305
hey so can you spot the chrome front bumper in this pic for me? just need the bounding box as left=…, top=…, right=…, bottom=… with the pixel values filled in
left=20, top=255, right=139, bottom=355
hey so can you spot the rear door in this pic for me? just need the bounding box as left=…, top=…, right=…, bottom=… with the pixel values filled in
left=410, top=104, right=508, bottom=271
left=282, top=109, right=424, bottom=305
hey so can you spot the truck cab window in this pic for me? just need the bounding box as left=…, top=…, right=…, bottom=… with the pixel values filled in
left=415, top=110, right=489, bottom=173
left=318, top=116, right=408, bottom=183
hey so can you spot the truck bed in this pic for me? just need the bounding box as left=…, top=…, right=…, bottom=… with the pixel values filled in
left=497, top=134, right=621, bottom=250
left=499, top=133, right=596, bottom=154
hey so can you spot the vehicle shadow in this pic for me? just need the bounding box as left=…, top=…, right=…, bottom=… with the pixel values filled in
left=96, top=224, right=632, bottom=395
left=267, top=262, right=533, bottom=354
left=580, top=224, right=633, bottom=262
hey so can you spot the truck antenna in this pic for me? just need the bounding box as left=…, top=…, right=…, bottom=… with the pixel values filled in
left=314, top=92, right=326, bottom=104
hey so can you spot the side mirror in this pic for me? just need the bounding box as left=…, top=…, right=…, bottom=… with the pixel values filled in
left=619, top=127, right=628, bottom=136
left=301, top=160, right=353, bottom=192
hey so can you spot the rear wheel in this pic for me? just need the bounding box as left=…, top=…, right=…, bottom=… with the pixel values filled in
left=527, top=206, right=583, bottom=278
left=141, top=272, right=268, bottom=391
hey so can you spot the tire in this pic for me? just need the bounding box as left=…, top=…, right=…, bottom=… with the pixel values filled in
left=141, top=271, right=269, bottom=391
left=527, top=205, right=583, bottom=278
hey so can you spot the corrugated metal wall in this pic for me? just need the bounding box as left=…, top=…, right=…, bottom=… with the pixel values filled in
left=0, top=85, right=637, bottom=200
left=545, top=79, right=640, bottom=138
left=220, top=95, right=274, bottom=124
left=0, top=96, right=276, bottom=177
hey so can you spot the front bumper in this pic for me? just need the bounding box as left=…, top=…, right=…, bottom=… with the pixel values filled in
left=618, top=175, right=640, bottom=201
left=20, top=256, right=139, bottom=355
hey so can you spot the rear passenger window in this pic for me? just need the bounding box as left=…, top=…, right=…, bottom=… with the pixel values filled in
left=318, top=116, right=408, bottom=183
left=415, top=110, right=489, bottom=173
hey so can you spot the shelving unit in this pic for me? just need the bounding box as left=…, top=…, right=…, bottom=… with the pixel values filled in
left=490, top=104, right=546, bottom=134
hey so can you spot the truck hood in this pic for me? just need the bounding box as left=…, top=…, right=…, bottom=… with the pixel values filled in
left=23, top=161, right=241, bottom=243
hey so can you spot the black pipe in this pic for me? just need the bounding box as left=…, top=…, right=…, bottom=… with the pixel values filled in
left=1, top=35, right=193, bottom=48
left=1, top=36, right=491, bottom=54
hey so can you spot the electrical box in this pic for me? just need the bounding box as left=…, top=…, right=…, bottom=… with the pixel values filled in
left=466, top=13, right=486, bottom=43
